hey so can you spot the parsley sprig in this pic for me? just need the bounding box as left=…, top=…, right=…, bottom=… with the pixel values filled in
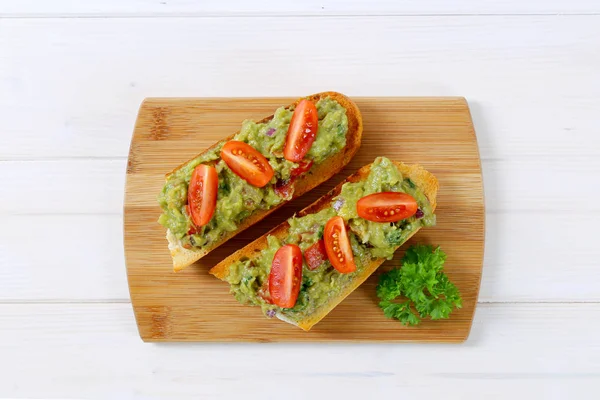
left=377, top=245, right=462, bottom=326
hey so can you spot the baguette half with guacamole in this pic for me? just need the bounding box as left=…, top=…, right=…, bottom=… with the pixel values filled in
left=210, top=157, right=438, bottom=331
left=158, top=92, right=363, bottom=271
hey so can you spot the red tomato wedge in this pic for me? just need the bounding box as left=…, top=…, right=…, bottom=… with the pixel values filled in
left=257, top=280, right=272, bottom=304
left=221, top=141, right=274, bottom=187
left=323, top=216, right=356, bottom=273
left=187, top=164, right=218, bottom=227
left=269, top=244, right=303, bottom=308
left=291, top=159, right=314, bottom=178
left=273, top=159, right=314, bottom=198
left=356, top=192, right=418, bottom=223
left=274, top=179, right=294, bottom=199
left=186, top=216, right=198, bottom=235
left=284, top=100, right=319, bottom=162
left=304, top=239, right=327, bottom=270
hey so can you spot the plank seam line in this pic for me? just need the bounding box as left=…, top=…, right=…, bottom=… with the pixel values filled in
left=0, top=157, right=129, bottom=162
left=5, top=210, right=600, bottom=216
left=3, top=155, right=599, bottom=162
left=1, top=13, right=600, bottom=19
left=0, top=300, right=598, bottom=305
left=3, top=157, right=600, bottom=162
left=477, top=300, right=600, bottom=304
left=0, top=299, right=132, bottom=304
left=2, top=212, right=123, bottom=216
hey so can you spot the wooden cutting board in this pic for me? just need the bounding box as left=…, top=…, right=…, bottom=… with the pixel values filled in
left=124, top=96, right=484, bottom=342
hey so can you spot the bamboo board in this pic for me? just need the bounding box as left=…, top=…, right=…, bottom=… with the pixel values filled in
left=124, top=96, right=484, bottom=342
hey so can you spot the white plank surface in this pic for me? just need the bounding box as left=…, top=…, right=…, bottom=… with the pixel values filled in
left=0, top=160, right=126, bottom=215
left=0, top=303, right=598, bottom=399
left=1, top=0, right=599, bottom=16
left=1, top=17, right=599, bottom=160
left=1, top=2, right=600, bottom=397
left=0, top=215, right=129, bottom=301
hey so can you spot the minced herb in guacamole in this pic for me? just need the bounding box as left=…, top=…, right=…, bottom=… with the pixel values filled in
left=224, top=157, right=436, bottom=322
left=158, top=98, right=348, bottom=249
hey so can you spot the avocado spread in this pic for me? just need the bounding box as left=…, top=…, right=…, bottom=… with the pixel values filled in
left=224, top=157, right=436, bottom=322
left=158, top=98, right=348, bottom=249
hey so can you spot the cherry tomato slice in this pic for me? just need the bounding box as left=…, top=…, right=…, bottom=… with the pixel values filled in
left=323, top=216, right=356, bottom=273
left=269, top=244, right=303, bottom=308
left=304, top=239, right=327, bottom=270
left=187, top=164, right=218, bottom=227
left=356, top=192, right=418, bottom=223
left=221, top=141, right=274, bottom=187
left=284, top=100, right=319, bottom=162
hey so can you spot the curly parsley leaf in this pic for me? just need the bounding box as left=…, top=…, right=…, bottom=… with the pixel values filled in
left=376, top=245, right=462, bottom=326
left=379, top=300, right=421, bottom=326
left=376, top=267, right=403, bottom=301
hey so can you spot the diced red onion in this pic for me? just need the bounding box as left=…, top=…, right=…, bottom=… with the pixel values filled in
left=266, top=309, right=276, bottom=318
left=415, top=209, right=424, bottom=219
left=333, top=198, right=345, bottom=211
left=265, top=128, right=276, bottom=137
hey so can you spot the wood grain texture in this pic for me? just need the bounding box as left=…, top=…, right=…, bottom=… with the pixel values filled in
left=124, top=96, right=483, bottom=342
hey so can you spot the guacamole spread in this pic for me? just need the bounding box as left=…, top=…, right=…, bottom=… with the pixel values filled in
left=158, top=98, right=348, bottom=249
left=224, top=157, right=436, bottom=322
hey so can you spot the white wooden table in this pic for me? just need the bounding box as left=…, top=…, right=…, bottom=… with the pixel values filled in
left=1, top=1, right=599, bottom=398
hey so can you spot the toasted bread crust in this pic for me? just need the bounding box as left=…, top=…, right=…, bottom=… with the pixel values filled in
left=167, top=92, right=363, bottom=271
left=210, top=161, right=439, bottom=331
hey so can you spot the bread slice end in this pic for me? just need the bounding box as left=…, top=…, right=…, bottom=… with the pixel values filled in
left=167, top=230, right=207, bottom=272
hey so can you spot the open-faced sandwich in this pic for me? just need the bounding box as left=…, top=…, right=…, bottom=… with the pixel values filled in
left=210, top=157, right=438, bottom=330
left=158, top=92, right=363, bottom=271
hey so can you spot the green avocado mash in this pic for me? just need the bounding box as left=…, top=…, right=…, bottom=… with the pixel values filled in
left=158, top=98, right=348, bottom=249
left=224, top=157, right=436, bottom=322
